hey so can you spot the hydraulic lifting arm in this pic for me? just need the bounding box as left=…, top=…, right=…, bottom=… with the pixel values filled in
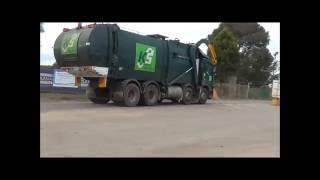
left=195, top=35, right=217, bottom=65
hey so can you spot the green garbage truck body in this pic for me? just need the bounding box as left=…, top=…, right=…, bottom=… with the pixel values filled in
left=54, top=23, right=216, bottom=106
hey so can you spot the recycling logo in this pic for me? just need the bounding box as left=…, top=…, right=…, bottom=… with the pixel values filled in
left=135, top=43, right=157, bottom=72
left=203, top=71, right=212, bottom=82
left=61, top=32, right=80, bottom=55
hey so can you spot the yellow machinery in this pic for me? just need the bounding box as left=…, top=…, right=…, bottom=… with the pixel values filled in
left=207, top=43, right=219, bottom=99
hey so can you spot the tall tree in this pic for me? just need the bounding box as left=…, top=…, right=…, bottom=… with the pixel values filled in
left=238, top=46, right=274, bottom=85
left=268, top=53, right=280, bottom=83
left=211, top=23, right=270, bottom=49
left=210, top=23, right=274, bottom=85
left=210, top=28, right=240, bottom=83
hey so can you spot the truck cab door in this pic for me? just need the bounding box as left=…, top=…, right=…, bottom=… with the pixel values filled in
left=199, top=58, right=214, bottom=88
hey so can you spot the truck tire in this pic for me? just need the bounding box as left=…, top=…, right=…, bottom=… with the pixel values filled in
left=182, top=86, right=193, bottom=105
left=142, top=84, right=159, bottom=106
left=123, top=83, right=140, bottom=107
left=198, top=88, right=208, bottom=104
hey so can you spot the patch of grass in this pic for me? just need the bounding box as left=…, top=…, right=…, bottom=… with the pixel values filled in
left=40, top=92, right=88, bottom=101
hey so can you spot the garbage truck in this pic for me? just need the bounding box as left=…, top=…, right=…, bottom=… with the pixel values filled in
left=54, top=23, right=217, bottom=106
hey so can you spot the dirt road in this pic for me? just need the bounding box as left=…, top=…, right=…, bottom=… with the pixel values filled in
left=40, top=99, right=280, bottom=157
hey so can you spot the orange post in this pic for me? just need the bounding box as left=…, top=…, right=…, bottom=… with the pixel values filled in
left=75, top=76, right=81, bottom=87
left=98, top=77, right=107, bottom=88
left=213, top=88, right=219, bottom=100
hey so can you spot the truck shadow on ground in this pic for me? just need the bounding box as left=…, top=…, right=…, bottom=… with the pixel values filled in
left=106, top=100, right=213, bottom=108
left=41, top=100, right=213, bottom=113
left=102, top=100, right=184, bottom=108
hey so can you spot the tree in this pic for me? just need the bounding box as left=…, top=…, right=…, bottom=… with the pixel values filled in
left=238, top=46, right=274, bottom=85
left=268, top=55, right=280, bottom=83
left=270, top=73, right=280, bottom=82
left=210, top=23, right=274, bottom=85
left=210, top=28, right=240, bottom=83
left=211, top=23, right=270, bottom=49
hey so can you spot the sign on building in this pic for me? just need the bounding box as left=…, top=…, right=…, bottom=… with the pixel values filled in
left=53, top=69, right=77, bottom=88
left=40, top=73, right=53, bottom=85
left=53, top=69, right=89, bottom=88
left=80, top=77, right=89, bottom=87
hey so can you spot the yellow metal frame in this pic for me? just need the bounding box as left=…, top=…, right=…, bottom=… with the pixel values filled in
left=272, top=98, right=280, bottom=106
left=208, top=44, right=217, bottom=65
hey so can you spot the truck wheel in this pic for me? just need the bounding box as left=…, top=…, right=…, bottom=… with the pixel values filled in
left=123, top=83, right=140, bottom=107
left=182, top=86, right=193, bottom=105
left=199, top=88, right=208, bottom=104
left=142, top=84, right=159, bottom=106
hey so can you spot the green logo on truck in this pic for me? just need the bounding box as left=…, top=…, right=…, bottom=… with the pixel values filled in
left=61, top=32, right=81, bottom=55
left=203, top=71, right=212, bottom=82
left=135, top=43, right=157, bottom=72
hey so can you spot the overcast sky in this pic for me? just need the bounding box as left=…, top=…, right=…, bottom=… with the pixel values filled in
left=40, top=22, right=280, bottom=65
